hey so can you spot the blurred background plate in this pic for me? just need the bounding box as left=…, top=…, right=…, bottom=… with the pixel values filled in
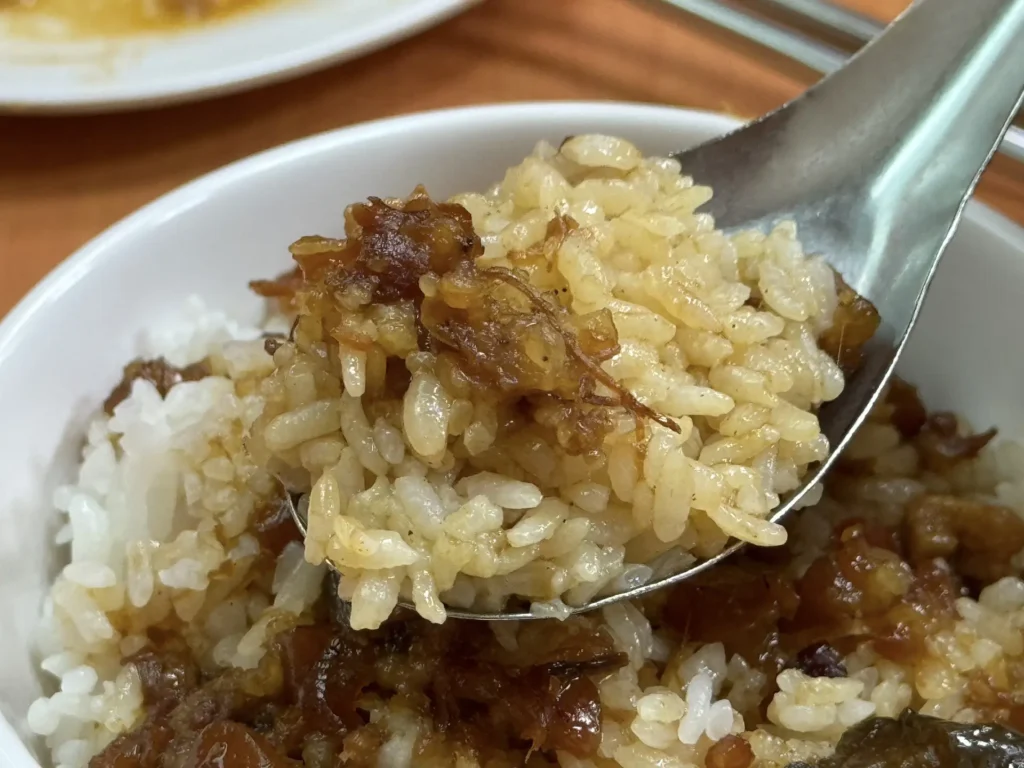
left=0, top=0, right=480, bottom=114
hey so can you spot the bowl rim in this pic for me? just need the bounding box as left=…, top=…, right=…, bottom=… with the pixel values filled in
left=3, top=101, right=1023, bottom=366
left=0, top=102, right=734, bottom=367
left=0, top=0, right=481, bottom=113
left=2, top=100, right=1023, bottom=767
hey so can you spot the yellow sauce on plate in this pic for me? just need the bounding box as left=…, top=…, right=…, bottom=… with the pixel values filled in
left=1, top=0, right=285, bottom=38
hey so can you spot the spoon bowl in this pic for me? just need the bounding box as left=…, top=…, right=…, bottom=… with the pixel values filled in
left=648, top=0, right=1024, bottom=601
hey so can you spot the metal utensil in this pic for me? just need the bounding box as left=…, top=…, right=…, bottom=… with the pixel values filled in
left=651, top=0, right=1024, bottom=163
left=755, top=0, right=880, bottom=45
left=286, top=0, right=1024, bottom=621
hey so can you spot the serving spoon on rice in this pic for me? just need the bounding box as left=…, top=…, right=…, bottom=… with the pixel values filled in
left=283, top=0, right=1024, bottom=621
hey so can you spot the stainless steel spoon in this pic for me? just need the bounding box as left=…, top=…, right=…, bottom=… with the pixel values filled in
left=285, top=0, right=1024, bottom=622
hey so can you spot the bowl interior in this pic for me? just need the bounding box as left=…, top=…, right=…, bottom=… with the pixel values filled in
left=1, top=102, right=1023, bottom=765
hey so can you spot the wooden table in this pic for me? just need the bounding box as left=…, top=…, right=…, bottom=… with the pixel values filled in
left=1, top=0, right=1021, bottom=315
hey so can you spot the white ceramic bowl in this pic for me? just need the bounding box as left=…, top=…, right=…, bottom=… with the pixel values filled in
left=1, top=102, right=1023, bottom=766
left=0, top=0, right=479, bottom=113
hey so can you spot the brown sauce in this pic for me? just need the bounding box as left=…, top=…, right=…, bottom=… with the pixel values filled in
left=252, top=495, right=304, bottom=563
left=705, top=735, right=755, bottom=768
left=661, top=382, right=1024, bottom=724
left=91, top=609, right=625, bottom=767
left=794, top=710, right=1024, bottom=768
left=915, top=412, right=997, bottom=473
left=103, top=357, right=210, bottom=415
left=817, top=273, right=881, bottom=376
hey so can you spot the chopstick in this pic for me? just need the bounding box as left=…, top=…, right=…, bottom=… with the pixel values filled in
left=647, top=0, right=848, bottom=73
left=756, top=0, right=882, bottom=46
left=651, top=0, right=1024, bottom=165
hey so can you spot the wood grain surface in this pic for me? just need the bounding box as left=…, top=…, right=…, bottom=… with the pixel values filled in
left=1, top=0, right=1021, bottom=315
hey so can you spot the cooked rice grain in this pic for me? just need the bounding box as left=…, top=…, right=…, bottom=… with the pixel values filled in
left=255, top=136, right=844, bottom=626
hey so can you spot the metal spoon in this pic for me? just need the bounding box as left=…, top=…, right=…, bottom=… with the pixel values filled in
left=284, top=0, right=1024, bottom=621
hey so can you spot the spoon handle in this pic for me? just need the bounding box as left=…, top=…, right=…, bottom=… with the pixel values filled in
left=680, top=0, right=1024, bottom=326
left=657, top=0, right=1024, bottom=606
left=813, top=0, right=1024, bottom=318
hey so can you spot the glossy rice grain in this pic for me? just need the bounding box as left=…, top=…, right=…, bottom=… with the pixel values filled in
left=250, top=136, right=853, bottom=626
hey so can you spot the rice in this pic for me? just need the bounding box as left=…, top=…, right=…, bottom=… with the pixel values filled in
left=247, top=135, right=845, bottom=627
left=25, top=136, right=1024, bottom=768
left=588, top=411, right=1024, bottom=767
left=27, top=305, right=326, bottom=767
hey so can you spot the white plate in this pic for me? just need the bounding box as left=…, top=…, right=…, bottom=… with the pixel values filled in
left=0, top=0, right=478, bottom=113
left=1, top=103, right=1023, bottom=766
